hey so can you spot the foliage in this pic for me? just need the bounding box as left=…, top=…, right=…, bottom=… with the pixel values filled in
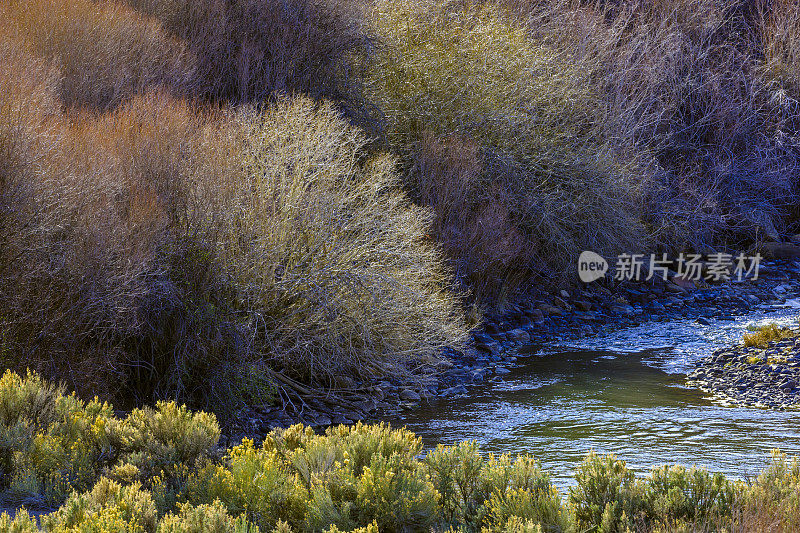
left=743, top=323, right=797, bottom=348
left=366, top=0, right=649, bottom=301
left=0, top=375, right=800, bottom=532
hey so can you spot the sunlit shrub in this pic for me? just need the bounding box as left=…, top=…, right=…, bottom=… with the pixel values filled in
left=200, top=97, right=467, bottom=385
left=157, top=501, right=258, bottom=533
left=188, top=438, right=309, bottom=531
left=569, top=452, right=647, bottom=531
left=646, top=465, right=735, bottom=527
left=41, top=477, right=158, bottom=533
left=366, top=0, right=649, bottom=301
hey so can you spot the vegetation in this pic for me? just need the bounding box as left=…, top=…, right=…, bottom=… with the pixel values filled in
left=743, top=323, right=798, bottom=348
left=0, top=4, right=467, bottom=417
left=0, top=371, right=799, bottom=532
left=3, top=0, right=800, bottom=461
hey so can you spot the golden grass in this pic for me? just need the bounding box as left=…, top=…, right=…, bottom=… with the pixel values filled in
left=743, top=323, right=797, bottom=348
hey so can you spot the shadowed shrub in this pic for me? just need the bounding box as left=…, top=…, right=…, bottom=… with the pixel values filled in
left=123, top=0, right=375, bottom=124
left=2, top=0, right=195, bottom=111
left=515, top=0, right=800, bottom=249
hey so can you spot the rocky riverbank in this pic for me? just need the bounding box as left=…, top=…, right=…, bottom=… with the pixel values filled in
left=687, top=326, right=800, bottom=409
left=227, top=256, right=800, bottom=442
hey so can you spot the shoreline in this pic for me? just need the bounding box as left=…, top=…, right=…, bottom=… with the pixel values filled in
left=228, top=256, right=800, bottom=443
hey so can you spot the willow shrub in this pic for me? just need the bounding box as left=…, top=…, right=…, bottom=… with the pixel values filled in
left=0, top=13, right=467, bottom=410
left=366, top=0, right=649, bottom=301
left=198, top=97, right=468, bottom=386
left=1, top=0, right=195, bottom=111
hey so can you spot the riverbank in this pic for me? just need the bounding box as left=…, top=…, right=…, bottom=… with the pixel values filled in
left=231, top=256, right=800, bottom=440
left=688, top=321, right=800, bottom=409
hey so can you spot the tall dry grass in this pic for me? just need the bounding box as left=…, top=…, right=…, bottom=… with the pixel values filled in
left=2, top=0, right=195, bottom=111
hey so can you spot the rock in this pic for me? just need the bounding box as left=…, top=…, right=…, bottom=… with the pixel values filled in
left=507, top=328, right=530, bottom=343
left=696, top=317, right=711, bottom=325
left=762, top=242, right=800, bottom=260
left=575, top=300, right=592, bottom=312
left=560, top=290, right=570, bottom=299
left=554, top=297, right=568, bottom=308
left=495, top=366, right=511, bottom=375
left=672, top=276, right=696, bottom=290
left=666, top=282, right=687, bottom=294
left=399, top=389, right=421, bottom=402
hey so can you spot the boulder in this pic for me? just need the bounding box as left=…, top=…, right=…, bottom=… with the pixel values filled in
left=762, top=242, right=800, bottom=260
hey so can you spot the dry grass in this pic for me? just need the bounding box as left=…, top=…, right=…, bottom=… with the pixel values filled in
left=2, top=0, right=195, bottom=111
left=743, top=323, right=796, bottom=348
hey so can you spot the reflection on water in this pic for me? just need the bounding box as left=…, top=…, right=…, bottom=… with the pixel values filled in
left=389, top=309, right=800, bottom=487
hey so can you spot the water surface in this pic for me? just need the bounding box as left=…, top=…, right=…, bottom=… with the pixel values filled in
left=390, top=308, right=800, bottom=486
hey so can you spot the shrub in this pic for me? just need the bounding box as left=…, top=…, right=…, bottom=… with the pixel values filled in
left=2, top=0, right=195, bottom=110
left=123, top=0, right=374, bottom=123
left=200, top=97, right=467, bottom=385
left=569, top=452, right=647, bottom=531
left=366, top=0, right=649, bottom=301
left=518, top=0, right=800, bottom=248
left=41, top=477, right=158, bottom=533
left=157, top=501, right=258, bottom=533
left=646, top=465, right=736, bottom=528
left=743, top=323, right=796, bottom=348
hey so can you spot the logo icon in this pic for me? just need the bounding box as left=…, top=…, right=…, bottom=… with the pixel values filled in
left=578, top=251, right=608, bottom=283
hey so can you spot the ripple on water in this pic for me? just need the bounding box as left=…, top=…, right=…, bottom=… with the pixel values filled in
left=389, top=307, right=800, bottom=487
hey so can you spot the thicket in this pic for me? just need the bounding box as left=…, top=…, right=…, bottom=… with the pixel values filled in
left=0, top=3, right=466, bottom=417
left=2, top=371, right=800, bottom=532
left=3, top=0, right=800, bottom=428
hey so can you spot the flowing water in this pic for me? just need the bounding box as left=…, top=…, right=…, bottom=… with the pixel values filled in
left=389, top=306, right=800, bottom=487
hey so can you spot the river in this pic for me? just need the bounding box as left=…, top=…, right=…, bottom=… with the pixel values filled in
left=387, top=306, right=800, bottom=486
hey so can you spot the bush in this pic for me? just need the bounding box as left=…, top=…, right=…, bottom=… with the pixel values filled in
left=366, top=0, right=649, bottom=301
left=157, top=501, right=258, bottom=533
left=123, top=0, right=374, bottom=123
left=2, top=0, right=195, bottom=110
left=518, top=0, right=800, bottom=248
left=41, top=477, right=158, bottom=533
left=200, top=97, right=467, bottom=385
left=1, top=36, right=467, bottom=409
